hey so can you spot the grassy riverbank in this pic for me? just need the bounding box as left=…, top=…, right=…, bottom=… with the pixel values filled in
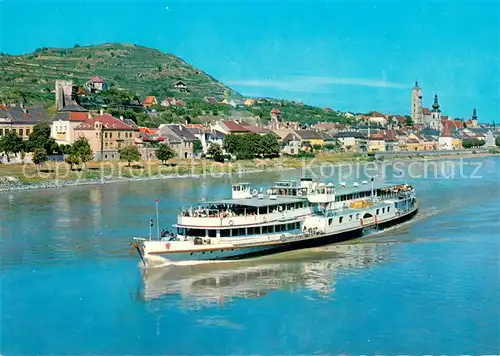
left=0, top=153, right=361, bottom=184
left=0, top=151, right=497, bottom=190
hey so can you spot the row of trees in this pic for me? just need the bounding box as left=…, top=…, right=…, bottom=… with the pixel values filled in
left=461, top=139, right=486, bottom=149
left=223, top=133, right=280, bottom=160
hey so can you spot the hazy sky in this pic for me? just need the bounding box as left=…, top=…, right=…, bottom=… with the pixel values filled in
left=1, top=0, right=499, bottom=121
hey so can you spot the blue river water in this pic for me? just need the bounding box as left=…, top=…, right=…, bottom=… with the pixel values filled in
left=1, top=157, right=499, bottom=355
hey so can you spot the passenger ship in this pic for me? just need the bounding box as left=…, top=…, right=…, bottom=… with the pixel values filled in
left=131, top=178, right=418, bottom=266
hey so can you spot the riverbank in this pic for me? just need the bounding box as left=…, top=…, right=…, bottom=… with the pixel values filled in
left=0, top=151, right=497, bottom=192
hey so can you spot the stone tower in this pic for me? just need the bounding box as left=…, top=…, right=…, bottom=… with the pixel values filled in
left=430, top=94, right=441, bottom=130
left=411, top=81, right=423, bottom=124
left=55, top=80, right=74, bottom=111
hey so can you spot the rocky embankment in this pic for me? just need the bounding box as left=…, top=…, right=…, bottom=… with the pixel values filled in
left=0, top=167, right=289, bottom=192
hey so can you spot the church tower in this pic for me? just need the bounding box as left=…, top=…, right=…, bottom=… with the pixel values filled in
left=430, top=94, right=441, bottom=130
left=471, top=108, right=478, bottom=127
left=411, top=81, right=423, bottom=124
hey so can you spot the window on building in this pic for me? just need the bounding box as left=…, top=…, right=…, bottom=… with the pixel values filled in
left=105, top=132, right=108, bottom=138
left=118, top=132, right=121, bottom=138
left=109, top=133, right=113, bottom=139
left=26, top=129, right=30, bottom=136
left=0, top=129, right=3, bottom=136
left=19, top=129, right=24, bottom=137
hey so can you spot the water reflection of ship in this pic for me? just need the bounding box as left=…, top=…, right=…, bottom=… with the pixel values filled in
left=136, top=241, right=394, bottom=309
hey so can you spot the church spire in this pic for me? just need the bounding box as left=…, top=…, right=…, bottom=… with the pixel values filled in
left=414, top=80, right=419, bottom=88
left=432, top=94, right=440, bottom=112
left=472, top=108, right=477, bottom=121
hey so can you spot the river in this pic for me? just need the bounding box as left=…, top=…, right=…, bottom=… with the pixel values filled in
left=1, top=157, right=499, bottom=354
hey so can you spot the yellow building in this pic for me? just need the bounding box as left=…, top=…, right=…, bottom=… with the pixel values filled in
left=295, top=130, right=324, bottom=147
left=0, top=106, right=51, bottom=140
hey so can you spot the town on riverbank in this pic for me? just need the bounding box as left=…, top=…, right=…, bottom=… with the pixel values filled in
left=1, top=51, right=500, bottom=189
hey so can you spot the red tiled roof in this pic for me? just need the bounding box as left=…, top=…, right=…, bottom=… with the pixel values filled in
left=140, top=127, right=159, bottom=135
left=369, top=133, right=385, bottom=140
left=222, top=120, right=249, bottom=132
left=75, top=114, right=139, bottom=131
left=271, top=108, right=282, bottom=114
left=143, top=96, right=157, bottom=105
left=441, top=121, right=454, bottom=137
left=176, top=99, right=186, bottom=107
left=323, top=108, right=333, bottom=113
left=69, top=112, right=89, bottom=121
left=369, top=111, right=385, bottom=118
left=205, top=97, right=218, bottom=104
left=454, top=120, right=464, bottom=129
left=422, top=108, right=431, bottom=115
left=185, top=124, right=205, bottom=129
left=89, top=76, right=103, bottom=83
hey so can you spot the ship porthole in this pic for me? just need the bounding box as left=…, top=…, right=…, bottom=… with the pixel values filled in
left=190, top=252, right=193, bottom=255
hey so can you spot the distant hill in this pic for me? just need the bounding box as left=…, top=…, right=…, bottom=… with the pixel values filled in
left=0, top=43, right=241, bottom=106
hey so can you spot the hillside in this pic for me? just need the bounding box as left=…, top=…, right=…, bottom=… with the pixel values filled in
left=0, top=43, right=241, bottom=105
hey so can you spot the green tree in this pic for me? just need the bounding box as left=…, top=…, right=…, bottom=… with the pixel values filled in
left=119, top=145, right=141, bottom=166
left=259, top=134, right=280, bottom=158
left=405, top=116, right=414, bottom=126
left=0, top=131, right=24, bottom=162
left=207, top=142, right=223, bottom=161
left=32, top=148, right=48, bottom=167
left=65, top=154, right=81, bottom=170
left=72, top=137, right=93, bottom=167
left=495, top=136, right=500, bottom=147
left=156, top=143, right=176, bottom=164
left=193, top=139, right=203, bottom=154
left=28, top=122, right=58, bottom=154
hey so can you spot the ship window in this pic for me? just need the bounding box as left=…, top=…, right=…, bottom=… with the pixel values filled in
left=387, top=207, right=390, bottom=213
left=177, top=227, right=185, bottom=235
left=376, top=209, right=380, bottom=215
left=220, top=229, right=230, bottom=237
left=185, top=228, right=205, bottom=237
left=287, top=223, right=295, bottom=230
left=328, top=218, right=333, bottom=225
left=295, top=222, right=300, bottom=229
left=339, top=217, right=343, bottom=224
left=259, top=207, right=267, bottom=214
left=262, top=226, right=269, bottom=233
left=208, top=229, right=216, bottom=237
left=349, top=214, right=353, bottom=221
left=382, top=208, right=385, bottom=213
left=356, top=213, right=360, bottom=220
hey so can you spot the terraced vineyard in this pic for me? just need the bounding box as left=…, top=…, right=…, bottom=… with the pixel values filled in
left=0, top=43, right=241, bottom=105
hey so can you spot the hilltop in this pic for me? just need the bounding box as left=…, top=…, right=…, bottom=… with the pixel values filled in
left=0, top=43, right=241, bottom=105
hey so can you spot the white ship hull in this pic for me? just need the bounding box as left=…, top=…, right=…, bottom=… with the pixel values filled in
left=137, top=206, right=417, bottom=264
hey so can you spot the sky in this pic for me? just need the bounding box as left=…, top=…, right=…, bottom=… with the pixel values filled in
left=1, top=0, right=499, bottom=122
